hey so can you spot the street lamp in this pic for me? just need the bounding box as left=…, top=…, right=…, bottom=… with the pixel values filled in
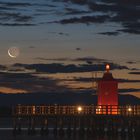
left=128, top=106, right=132, bottom=112
left=77, top=106, right=82, bottom=113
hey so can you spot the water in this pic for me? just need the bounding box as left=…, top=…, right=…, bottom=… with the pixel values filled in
left=0, top=128, right=137, bottom=140
left=0, top=118, right=138, bottom=140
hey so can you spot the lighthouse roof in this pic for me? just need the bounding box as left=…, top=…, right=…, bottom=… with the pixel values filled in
left=102, top=72, right=116, bottom=81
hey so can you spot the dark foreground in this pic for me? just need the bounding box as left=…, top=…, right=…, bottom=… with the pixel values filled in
left=0, top=128, right=139, bottom=140
left=0, top=117, right=139, bottom=140
left=0, top=104, right=140, bottom=140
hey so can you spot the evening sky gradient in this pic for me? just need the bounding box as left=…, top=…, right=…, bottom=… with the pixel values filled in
left=0, top=0, right=139, bottom=99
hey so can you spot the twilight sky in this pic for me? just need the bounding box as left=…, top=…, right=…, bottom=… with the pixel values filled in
left=0, top=0, right=140, bottom=99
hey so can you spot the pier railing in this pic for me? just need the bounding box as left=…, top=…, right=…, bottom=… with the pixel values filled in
left=13, top=105, right=140, bottom=116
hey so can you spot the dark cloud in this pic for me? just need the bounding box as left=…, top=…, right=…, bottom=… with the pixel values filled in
left=12, top=63, right=129, bottom=73
left=36, top=56, right=107, bottom=63
left=131, top=68, right=139, bottom=71
left=76, top=47, right=81, bottom=51
left=129, top=72, right=140, bottom=75
left=15, top=15, right=32, bottom=22
left=0, top=11, right=34, bottom=26
left=58, top=32, right=69, bottom=36
left=89, top=1, right=121, bottom=12
left=50, top=15, right=110, bottom=24
left=35, top=3, right=57, bottom=8
left=0, top=6, right=16, bottom=10
left=0, top=65, right=6, bottom=70
left=73, top=57, right=104, bottom=65
left=0, top=1, right=34, bottom=26
left=127, top=61, right=137, bottom=64
left=0, top=2, right=31, bottom=7
left=89, top=0, right=140, bottom=35
left=52, top=0, right=140, bottom=35
left=70, top=77, right=140, bottom=83
left=29, top=46, right=36, bottom=49
left=71, top=0, right=87, bottom=5
left=0, top=12, right=31, bottom=21
left=77, top=87, right=140, bottom=95
left=0, top=0, right=139, bottom=34
left=119, top=88, right=140, bottom=93
left=0, top=72, right=34, bottom=79
left=118, top=28, right=140, bottom=34
left=118, top=79, right=140, bottom=83
left=65, top=7, right=90, bottom=15
left=98, top=31, right=120, bottom=36
left=0, top=23, right=35, bottom=26
left=36, top=57, right=69, bottom=61
left=0, top=72, right=70, bottom=93
left=47, top=31, right=69, bottom=36
left=0, top=65, right=137, bottom=96
left=73, top=57, right=106, bottom=63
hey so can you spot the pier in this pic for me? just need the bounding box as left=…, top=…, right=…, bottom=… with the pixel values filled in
left=12, top=105, right=140, bottom=139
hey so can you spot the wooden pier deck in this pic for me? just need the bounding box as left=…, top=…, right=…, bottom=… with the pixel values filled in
left=13, top=105, right=140, bottom=117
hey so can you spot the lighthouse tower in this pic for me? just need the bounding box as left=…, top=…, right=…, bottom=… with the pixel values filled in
left=98, top=64, right=118, bottom=106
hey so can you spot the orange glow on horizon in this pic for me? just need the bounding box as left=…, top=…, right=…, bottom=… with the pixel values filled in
left=0, top=87, right=27, bottom=94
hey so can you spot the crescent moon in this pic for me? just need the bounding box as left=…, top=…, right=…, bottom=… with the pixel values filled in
left=8, top=47, right=20, bottom=58
left=8, top=49, right=17, bottom=58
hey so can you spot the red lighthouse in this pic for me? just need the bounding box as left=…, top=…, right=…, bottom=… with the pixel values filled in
left=97, top=64, right=118, bottom=114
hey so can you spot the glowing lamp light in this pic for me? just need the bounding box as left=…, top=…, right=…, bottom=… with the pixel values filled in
left=77, top=106, right=82, bottom=112
left=106, top=64, right=110, bottom=72
left=96, top=106, right=102, bottom=114
left=128, top=107, right=132, bottom=112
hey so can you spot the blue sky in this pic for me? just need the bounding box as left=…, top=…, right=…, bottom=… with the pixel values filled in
left=0, top=0, right=139, bottom=64
left=0, top=0, right=140, bottom=98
